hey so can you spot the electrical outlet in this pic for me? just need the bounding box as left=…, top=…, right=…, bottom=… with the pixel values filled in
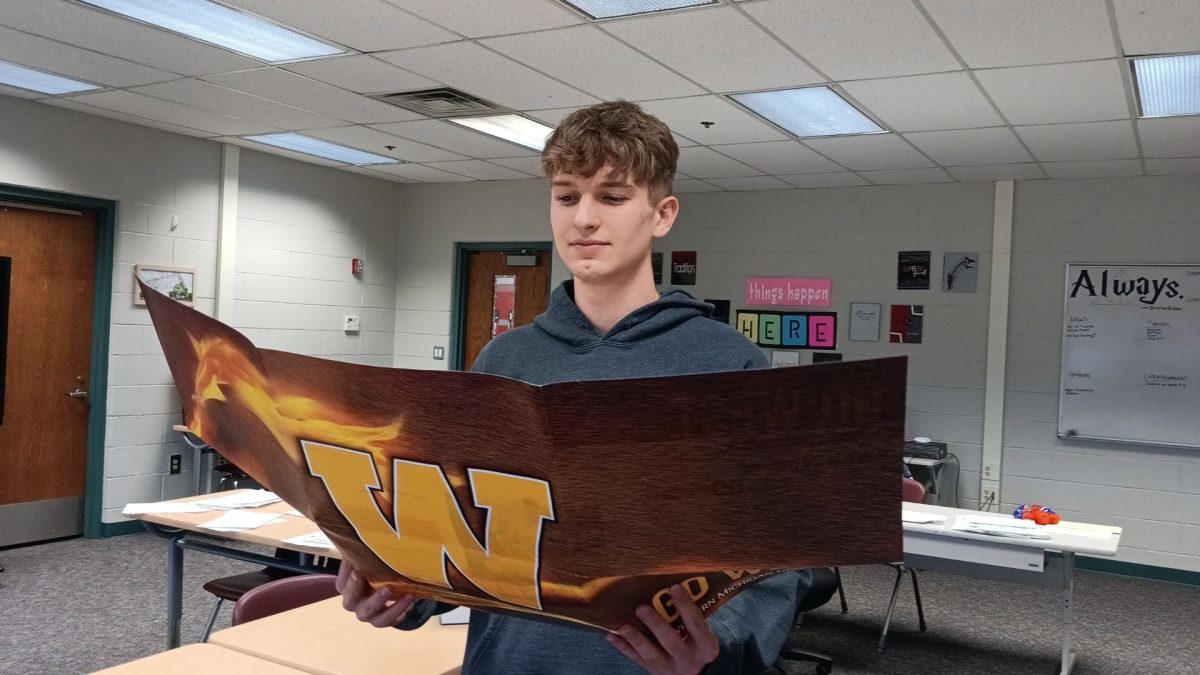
left=433, top=346, right=445, bottom=360
left=169, top=454, right=181, bottom=475
left=983, top=463, right=999, bottom=480
left=981, top=487, right=997, bottom=510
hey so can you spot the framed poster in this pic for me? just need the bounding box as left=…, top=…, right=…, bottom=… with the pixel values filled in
left=943, top=252, right=979, bottom=293
left=671, top=251, right=697, bottom=285
left=889, top=305, right=924, bottom=344
left=897, top=251, right=931, bottom=290
left=849, top=303, right=881, bottom=342
left=135, top=264, right=195, bottom=306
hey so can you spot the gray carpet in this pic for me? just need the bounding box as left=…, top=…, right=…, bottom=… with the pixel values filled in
left=1, top=533, right=1199, bottom=674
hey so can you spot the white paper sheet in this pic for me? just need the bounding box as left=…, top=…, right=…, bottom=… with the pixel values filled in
left=122, top=501, right=213, bottom=516
left=951, top=514, right=1051, bottom=539
left=901, top=510, right=947, bottom=524
left=195, top=489, right=281, bottom=510
left=282, top=531, right=335, bottom=549
left=199, top=510, right=283, bottom=532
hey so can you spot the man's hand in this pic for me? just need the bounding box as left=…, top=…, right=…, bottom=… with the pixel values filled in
left=607, top=584, right=720, bottom=675
left=335, top=562, right=416, bottom=628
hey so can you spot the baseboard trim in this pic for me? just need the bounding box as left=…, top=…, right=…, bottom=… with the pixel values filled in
left=1078, top=556, right=1200, bottom=587
left=100, top=521, right=145, bottom=538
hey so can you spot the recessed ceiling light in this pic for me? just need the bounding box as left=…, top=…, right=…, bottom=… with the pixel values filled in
left=78, top=0, right=344, bottom=63
left=243, top=133, right=398, bottom=165
left=448, top=115, right=556, bottom=151
left=559, top=0, right=715, bottom=20
left=0, top=59, right=101, bottom=95
left=1132, top=53, right=1200, bottom=118
left=730, top=86, right=885, bottom=138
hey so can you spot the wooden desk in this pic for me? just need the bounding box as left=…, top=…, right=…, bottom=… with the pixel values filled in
left=92, top=643, right=305, bottom=674
left=902, top=503, right=1122, bottom=674
left=211, top=597, right=466, bottom=675
left=129, top=490, right=341, bottom=649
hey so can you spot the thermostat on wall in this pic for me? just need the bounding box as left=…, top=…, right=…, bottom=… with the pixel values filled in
left=343, top=315, right=360, bottom=333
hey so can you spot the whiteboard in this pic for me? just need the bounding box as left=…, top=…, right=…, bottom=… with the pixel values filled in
left=1058, top=264, right=1200, bottom=448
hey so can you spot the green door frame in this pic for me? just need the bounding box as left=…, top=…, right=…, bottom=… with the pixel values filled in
left=449, top=241, right=553, bottom=372
left=0, top=183, right=114, bottom=539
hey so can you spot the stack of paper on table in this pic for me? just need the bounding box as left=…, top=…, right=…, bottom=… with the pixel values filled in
left=951, top=514, right=1051, bottom=539
left=901, top=510, right=947, bottom=524
left=122, top=501, right=214, bottom=516
left=196, top=490, right=281, bottom=510
left=200, top=510, right=284, bottom=532
left=282, top=531, right=335, bottom=549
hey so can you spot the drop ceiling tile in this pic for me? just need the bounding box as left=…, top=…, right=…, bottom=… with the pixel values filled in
left=213, top=135, right=349, bottom=167
left=376, top=42, right=597, bottom=110
left=44, top=98, right=214, bottom=137
left=677, top=146, right=762, bottom=178
left=62, top=90, right=276, bottom=136
left=705, top=176, right=794, bottom=191
left=231, top=0, right=458, bottom=52
left=424, top=159, right=534, bottom=180
left=1041, top=159, right=1143, bottom=178
left=304, top=126, right=467, bottom=163
left=712, top=141, right=843, bottom=174
left=370, top=163, right=474, bottom=182
left=284, top=55, right=440, bottom=94
left=489, top=156, right=544, bottom=176
left=1014, top=120, right=1138, bottom=161
left=944, top=163, right=1045, bottom=181
left=904, top=127, right=1033, bottom=166
left=778, top=172, right=870, bottom=188
left=203, top=69, right=424, bottom=124
left=600, top=6, right=822, bottom=92
left=482, top=26, right=704, bottom=101
left=341, top=166, right=418, bottom=183
left=1145, top=158, right=1200, bottom=176
left=384, top=0, right=583, bottom=38
left=841, top=72, right=1003, bottom=132
left=974, top=60, right=1131, bottom=125
left=802, top=135, right=934, bottom=171
left=1113, top=0, right=1200, bottom=55
left=133, top=79, right=342, bottom=130
left=921, top=0, right=1115, bottom=68
left=1138, top=116, right=1200, bottom=158
left=673, top=179, right=724, bottom=193
left=742, top=0, right=960, bottom=80
left=639, top=96, right=788, bottom=145
left=526, top=108, right=697, bottom=148
left=860, top=167, right=954, bottom=185
left=0, top=0, right=260, bottom=76
left=0, top=25, right=175, bottom=87
left=370, top=119, right=538, bottom=158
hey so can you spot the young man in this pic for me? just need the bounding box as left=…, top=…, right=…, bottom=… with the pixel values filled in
left=337, top=101, right=804, bottom=674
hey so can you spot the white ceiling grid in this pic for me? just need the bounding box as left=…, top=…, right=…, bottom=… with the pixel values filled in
left=0, top=0, right=1196, bottom=187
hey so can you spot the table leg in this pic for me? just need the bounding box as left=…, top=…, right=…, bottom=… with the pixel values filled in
left=1059, top=552, right=1076, bottom=675
left=166, top=534, right=184, bottom=650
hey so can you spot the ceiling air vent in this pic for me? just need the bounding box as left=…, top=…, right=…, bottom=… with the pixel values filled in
left=372, top=88, right=506, bottom=118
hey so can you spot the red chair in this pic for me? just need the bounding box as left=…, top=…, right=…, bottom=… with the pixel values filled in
left=878, top=478, right=928, bottom=650
left=231, top=573, right=340, bottom=626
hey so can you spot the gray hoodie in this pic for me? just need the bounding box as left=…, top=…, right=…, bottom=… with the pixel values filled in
left=400, top=281, right=806, bottom=674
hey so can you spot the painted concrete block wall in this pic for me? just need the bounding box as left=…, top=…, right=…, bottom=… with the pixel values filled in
left=234, top=150, right=403, bottom=368
left=393, top=179, right=997, bottom=510
left=1006, top=176, right=1200, bottom=572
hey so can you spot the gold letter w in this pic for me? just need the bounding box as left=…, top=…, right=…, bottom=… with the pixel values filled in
left=303, top=441, right=555, bottom=609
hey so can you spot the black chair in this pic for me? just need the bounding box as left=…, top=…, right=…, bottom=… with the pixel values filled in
left=774, top=568, right=841, bottom=674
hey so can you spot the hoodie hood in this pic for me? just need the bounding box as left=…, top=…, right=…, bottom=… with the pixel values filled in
left=533, top=280, right=713, bottom=348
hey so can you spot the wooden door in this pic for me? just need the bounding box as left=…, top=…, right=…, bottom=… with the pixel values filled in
left=462, top=250, right=550, bottom=371
left=0, top=203, right=96, bottom=546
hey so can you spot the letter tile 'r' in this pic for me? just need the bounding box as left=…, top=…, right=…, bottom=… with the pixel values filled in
left=302, top=441, right=555, bottom=610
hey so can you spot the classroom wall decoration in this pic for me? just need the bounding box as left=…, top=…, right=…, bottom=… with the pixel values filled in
left=141, top=282, right=904, bottom=636
left=744, top=277, right=832, bottom=307
left=736, top=310, right=837, bottom=350
left=651, top=252, right=663, bottom=285
left=770, top=350, right=800, bottom=368
left=897, top=251, right=931, bottom=290
left=849, top=302, right=881, bottom=341
left=889, top=305, right=924, bottom=343
left=943, top=252, right=979, bottom=293
left=813, top=352, right=843, bottom=363
left=705, top=299, right=731, bottom=324
left=670, top=251, right=696, bottom=285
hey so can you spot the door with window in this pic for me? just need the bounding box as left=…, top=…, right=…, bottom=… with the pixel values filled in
left=0, top=203, right=97, bottom=546
left=461, top=250, right=551, bottom=371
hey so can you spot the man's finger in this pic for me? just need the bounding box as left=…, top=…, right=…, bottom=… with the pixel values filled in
left=341, top=569, right=367, bottom=612
left=672, top=585, right=720, bottom=662
left=607, top=633, right=652, bottom=672
left=354, top=583, right=393, bottom=622
left=335, top=561, right=352, bottom=594
left=368, top=595, right=415, bottom=628
left=618, top=621, right=669, bottom=673
left=636, top=603, right=688, bottom=663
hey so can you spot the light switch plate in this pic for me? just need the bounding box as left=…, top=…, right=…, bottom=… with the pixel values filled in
left=343, top=315, right=360, bottom=333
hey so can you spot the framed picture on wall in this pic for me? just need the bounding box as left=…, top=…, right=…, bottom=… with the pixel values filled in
left=135, top=264, right=195, bottom=306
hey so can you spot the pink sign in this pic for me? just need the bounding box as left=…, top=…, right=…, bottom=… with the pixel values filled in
left=745, top=277, right=832, bottom=307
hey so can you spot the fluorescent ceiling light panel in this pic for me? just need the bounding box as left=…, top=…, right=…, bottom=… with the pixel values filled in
left=0, top=60, right=100, bottom=95
left=243, top=133, right=398, bottom=165
left=79, top=0, right=344, bottom=63
left=731, top=86, right=885, bottom=138
left=560, top=0, right=715, bottom=20
left=1132, top=54, right=1200, bottom=118
left=448, top=115, right=556, bottom=151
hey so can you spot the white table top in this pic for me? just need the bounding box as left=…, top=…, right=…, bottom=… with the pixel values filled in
left=902, top=502, right=1122, bottom=557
